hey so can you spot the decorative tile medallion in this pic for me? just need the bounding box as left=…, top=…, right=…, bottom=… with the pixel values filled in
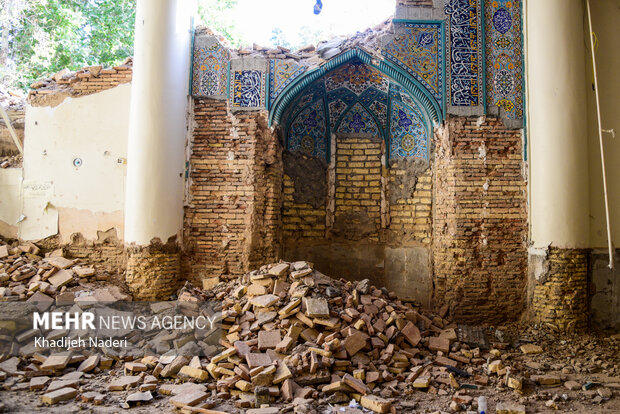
left=269, top=59, right=306, bottom=107
left=192, top=37, right=229, bottom=97
left=231, top=70, right=266, bottom=108
left=382, top=22, right=443, bottom=105
left=485, top=0, right=523, bottom=119
left=390, top=99, right=429, bottom=160
left=337, top=103, right=381, bottom=136
left=445, top=0, right=483, bottom=106
left=287, top=100, right=328, bottom=160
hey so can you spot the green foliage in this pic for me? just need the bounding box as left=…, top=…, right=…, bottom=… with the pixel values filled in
left=1, top=0, right=136, bottom=91
left=197, top=0, right=242, bottom=48
left=0, top=0, right=334, bottom=92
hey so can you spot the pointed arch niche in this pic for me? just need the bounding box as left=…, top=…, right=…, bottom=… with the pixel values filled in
left=275, top=48, right=440, bottom=307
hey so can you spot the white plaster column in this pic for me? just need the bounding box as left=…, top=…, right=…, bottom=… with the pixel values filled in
left=124, top=0, right=193, bottom=245
left=526, top=0, right=589, bottom=249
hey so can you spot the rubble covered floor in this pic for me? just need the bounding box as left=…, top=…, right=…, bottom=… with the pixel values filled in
left=0, top=239, right=619, bottom=413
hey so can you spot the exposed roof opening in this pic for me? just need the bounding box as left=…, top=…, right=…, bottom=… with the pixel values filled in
left=197, top=0, right=396, bottom=50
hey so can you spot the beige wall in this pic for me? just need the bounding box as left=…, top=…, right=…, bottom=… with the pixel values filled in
left=586, top=0, right=620, bottom=248
left=20, top=83, right=131, bottom=242
left=0, top=168, right=23, bottom=238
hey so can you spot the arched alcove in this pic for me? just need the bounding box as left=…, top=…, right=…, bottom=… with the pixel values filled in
left=274, top=48, right=438, bottom=306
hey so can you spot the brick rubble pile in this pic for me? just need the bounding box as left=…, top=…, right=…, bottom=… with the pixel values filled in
left=0, top=244, right=619, bottom=413
left=0, top=239, right=126, bottom=303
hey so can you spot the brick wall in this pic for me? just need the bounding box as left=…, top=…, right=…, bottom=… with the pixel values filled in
left=282, top=174, right=326, bottom=240
left=29, top=62, right=133, bottom=107
left=388, top=165, right=432, bottom=245
left=533, top=248, right=588, bottom=332
left=183, top=98, right=281, bottom=286
left=333, top=136, right=382, bottom=242
left=65, top=240, right=126, bottom=274
left=433, top=116, right=527, bottom=323
left=246, top=120, right=282, bottom=269
left=126, top=249, right=181, bottom=300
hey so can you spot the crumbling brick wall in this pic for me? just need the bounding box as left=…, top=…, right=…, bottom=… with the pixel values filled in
left=282, top=175, right=326, bottom=240
left=533, top=248, right=588, bottom=331
left=126, top=248, right=180, bottom=301
left=433, top=116, right=527, bottom=323
left=281, top=150, right=327, bottom=242
left=64, top=233, right=126, bottom=274
left=388, top=161, right=432, bottom=245
left=246, top=117, right=282, bottom=270
left=333, top=136, right=382, bottom=242
left=183, top=98, right=282, bottom=286
left=29, top=62, right=133, bottom=107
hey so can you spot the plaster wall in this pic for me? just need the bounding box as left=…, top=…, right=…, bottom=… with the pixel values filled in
left=586, top=0, right=620, bottom=249
left=590, top=249, right=620, bottom=330
left=583, top=0, right=620, bottom=332
left=20, top=83, right=130, bottom=242
left=0, top=168, right=22, bottom=238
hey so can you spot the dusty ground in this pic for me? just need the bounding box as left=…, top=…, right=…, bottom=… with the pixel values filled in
left=1, top=244, right=618, bottom=414
left=0, top=325, right=618, bottom=413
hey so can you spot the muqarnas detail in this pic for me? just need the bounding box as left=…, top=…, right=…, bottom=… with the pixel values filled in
left=231, top=70, right=266, bottom=108
left=337, top=103, right=381, bottom=136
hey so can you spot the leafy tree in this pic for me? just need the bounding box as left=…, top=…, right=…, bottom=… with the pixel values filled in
left=197, top=0, right=241, bottom=48
left=0, top=0, right=331, bottom=92
left=1, top=0, right=136, bottom=91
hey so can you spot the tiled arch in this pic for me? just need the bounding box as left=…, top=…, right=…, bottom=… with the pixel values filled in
left=273, top=48, right=439, bottom=163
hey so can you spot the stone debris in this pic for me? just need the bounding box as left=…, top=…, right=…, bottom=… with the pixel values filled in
left=519, top=343, right=543, bottom=354
left=0, top=253, right=618, bottom=412
left=108, top=375, right=141, bottom=391
left=0, top=238, right=118, bottom=304
left=495, top=402, right=526, bottom=414
left=40, top=354, right=72, bottom=371
left=41, top=387, right=78, bottom=404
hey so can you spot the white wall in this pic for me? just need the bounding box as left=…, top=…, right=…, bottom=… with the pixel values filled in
left=0, top=168, right=23, bottom=238
left=19, top=83, right=131, bottom=242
